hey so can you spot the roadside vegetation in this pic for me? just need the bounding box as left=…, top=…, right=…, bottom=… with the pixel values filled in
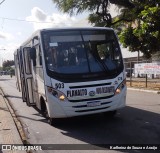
left=0, top=60, right=15, bottom=75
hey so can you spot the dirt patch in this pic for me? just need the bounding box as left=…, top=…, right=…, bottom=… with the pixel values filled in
left=127, top=81, right=160, bottom=91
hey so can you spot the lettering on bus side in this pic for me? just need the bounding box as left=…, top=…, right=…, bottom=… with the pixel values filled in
left=67, top=89, right=87, bottom=97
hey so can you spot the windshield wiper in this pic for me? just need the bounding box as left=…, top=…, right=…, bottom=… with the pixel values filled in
left=87, top=40, right=109, bottom=73
left=80, top=32, right=91, bottom=72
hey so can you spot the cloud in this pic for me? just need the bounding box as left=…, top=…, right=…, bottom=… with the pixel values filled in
left=16, top=32, right=22, bottom=36
left=109, top=4, right=120, bottom=17
left=0, top=31, right=14, bottom=40
left=0, top=43, right=19, bottom=63
left=31, top=7, right=47, bottom=21
left=26, top=7, right=91, bottom=30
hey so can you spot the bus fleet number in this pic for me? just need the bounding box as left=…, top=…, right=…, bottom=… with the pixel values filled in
left=55, top=83, right=64, bottom=89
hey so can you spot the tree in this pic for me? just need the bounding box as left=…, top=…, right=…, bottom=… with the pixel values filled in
left=2, top=60, right=15, bottom=75
left=52, top=0, right=134, bottom=27
left=118, top=1, right=160, bottom=58
left=3, top=60, right=14, bottom=68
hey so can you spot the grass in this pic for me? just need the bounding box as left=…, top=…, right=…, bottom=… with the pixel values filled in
left=126, top=81, right=160, bottom=91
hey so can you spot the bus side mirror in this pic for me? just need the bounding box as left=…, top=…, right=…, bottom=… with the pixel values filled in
left=30, top=48, right=36, bottom=66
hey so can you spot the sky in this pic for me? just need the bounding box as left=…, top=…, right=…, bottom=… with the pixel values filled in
left=0, top=0, right=138, bottom=66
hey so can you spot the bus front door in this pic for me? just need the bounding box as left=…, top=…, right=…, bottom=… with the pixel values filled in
left=22, top=47, right=36, bottom=106
left=18, top=49, right=27, bottom=102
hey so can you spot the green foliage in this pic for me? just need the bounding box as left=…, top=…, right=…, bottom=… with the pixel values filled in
left=3, top=60, right=14, bottom=68
left=10, top=68, right=15, bottom=75
left=52, top=0, right=134, bottom=27
left=2, top=60, right=15, bottom=74
left=3, top=66, right=11, bottom=71
left=88, top=13, right=109, bottom=27
left=118, top=1, right=160, bottom=58
left=119, top=26, right=140, bottom=50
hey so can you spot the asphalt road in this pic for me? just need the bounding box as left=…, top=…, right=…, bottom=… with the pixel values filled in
left=0, top=76, right=160, bottom=153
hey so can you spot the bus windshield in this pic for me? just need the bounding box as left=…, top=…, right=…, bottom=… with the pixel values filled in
left=42, top=29, right=123, bottom=81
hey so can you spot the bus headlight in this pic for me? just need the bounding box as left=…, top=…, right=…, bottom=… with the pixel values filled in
left=47, top=87, right=67, bottom=101
left=115, top=79, right=126, bottom=95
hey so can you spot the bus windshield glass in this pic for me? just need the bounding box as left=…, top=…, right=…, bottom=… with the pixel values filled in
left=42, top=29, right=123, bottom=80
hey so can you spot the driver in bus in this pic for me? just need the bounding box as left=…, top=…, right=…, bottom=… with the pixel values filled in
left=68, top=47, right=77, bottom=66
left=46, top=47, right=57, bottom=70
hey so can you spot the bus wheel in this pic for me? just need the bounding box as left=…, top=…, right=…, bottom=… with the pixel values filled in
left=44, top=108, right=53, bottom=125
left=48, top=118, right=55, bottom=126
left=40, top=98, right=59, bottom=125
left=45, top=109, right=57, bottom=126
left=104, top=110, right=117, bottom=117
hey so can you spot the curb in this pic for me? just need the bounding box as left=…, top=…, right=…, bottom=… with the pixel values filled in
left=0, top=87, right=30, bottom=153
left=127, top=87, right=160, bottom=94
left=0, top=88, right=28, bottom=143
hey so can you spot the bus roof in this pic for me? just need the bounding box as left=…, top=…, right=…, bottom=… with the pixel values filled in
left=14, top=27, right=114, bottom=53
left=39, top=27, right=113, bottom=32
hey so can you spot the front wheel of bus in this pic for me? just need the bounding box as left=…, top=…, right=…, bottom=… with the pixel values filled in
left=41, top=99, right=56, bottom=125
left=45, top=110, right=59, bottom=126
left=45, top=111, right=54, bottom=125
left=48, top=117, right=54, bottom=125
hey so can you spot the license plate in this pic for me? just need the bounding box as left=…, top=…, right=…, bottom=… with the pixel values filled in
left=87, top=101, right=101, bottom=107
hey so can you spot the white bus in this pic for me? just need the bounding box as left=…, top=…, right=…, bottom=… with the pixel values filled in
left=14, top=27, right=126, bottom=125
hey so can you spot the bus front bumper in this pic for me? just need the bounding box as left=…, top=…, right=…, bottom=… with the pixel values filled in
left=47, top=87, right=126, bottom=118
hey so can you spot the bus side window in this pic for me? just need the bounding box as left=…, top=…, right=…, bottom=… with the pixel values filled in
left=34, top=45, right=42, bottom=66
left=36, top=45, right=42, bottom=66
left=24, top=47, right=32, bottom=74
left=30, top=47, right=36, bottom=66
left=39, top=46, right=42, bottom=66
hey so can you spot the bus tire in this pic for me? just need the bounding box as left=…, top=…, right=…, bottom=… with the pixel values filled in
left=45, top=108, right=58, bottom=126
left=47, top=116, right=59, bottom=126
left=40, top=98, right=52, bottom=124
left=48, top=118, right=55, bottom=126
left=44, top=107, right=53, bottom=125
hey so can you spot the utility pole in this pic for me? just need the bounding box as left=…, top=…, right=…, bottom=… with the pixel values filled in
left=137, top=50, right=140, bottom=63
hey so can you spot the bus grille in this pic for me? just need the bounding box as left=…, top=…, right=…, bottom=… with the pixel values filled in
left=72, top=101, right=112, bottom=108
left=68, top=95, right=114, bottom=102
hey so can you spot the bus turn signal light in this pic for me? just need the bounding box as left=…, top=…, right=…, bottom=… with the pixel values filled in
left=115, top=79, right=126, bottom=95
left=115, top=88, right=121, bottom=94
left=59, top=95, right=65, bottom=101
left=47, top=86, right=67, bottom=101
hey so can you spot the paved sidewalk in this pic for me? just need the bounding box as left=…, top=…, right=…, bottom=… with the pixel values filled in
left=0, top=90, right=26, bottom=153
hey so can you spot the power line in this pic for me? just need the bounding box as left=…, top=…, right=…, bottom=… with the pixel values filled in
left=0, top=16, right=88, bottom=24
left=0, top=17, right=53, bottom=23
left=0, top=0, right=6, bottom=5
